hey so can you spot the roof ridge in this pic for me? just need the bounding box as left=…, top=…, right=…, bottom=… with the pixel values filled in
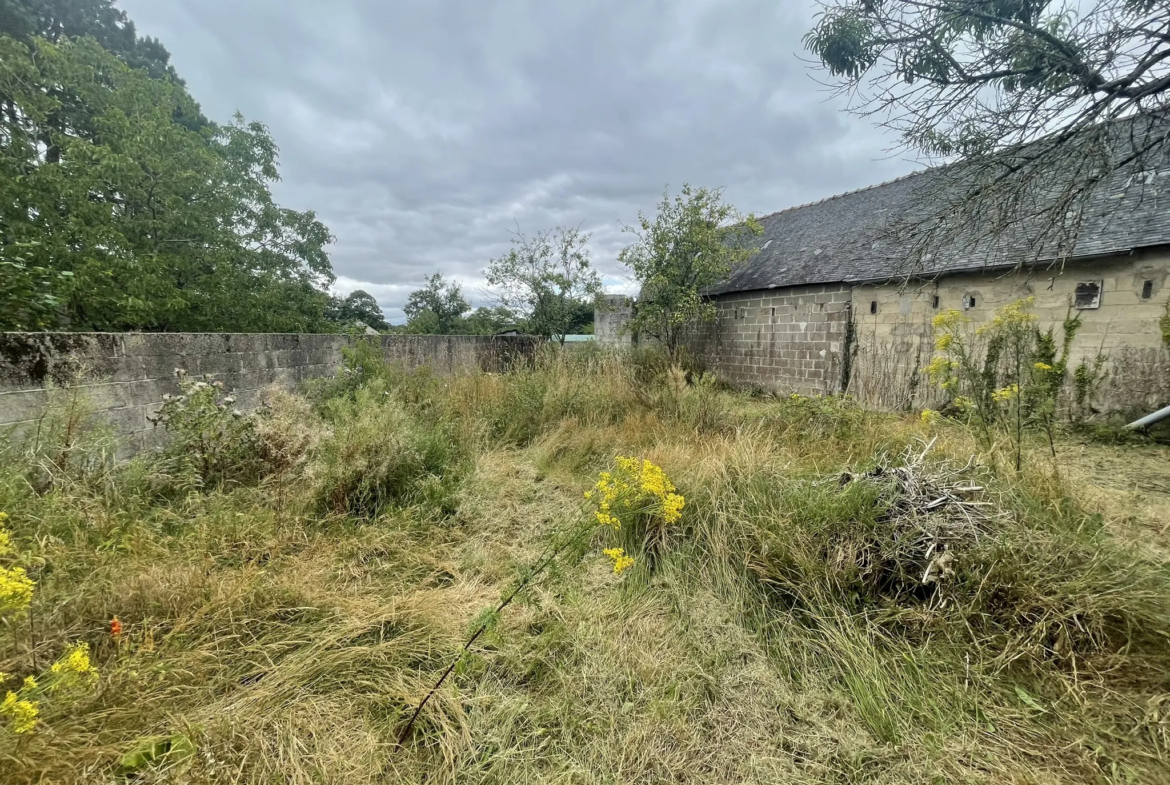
left=756, top=168, right=927, bottom=221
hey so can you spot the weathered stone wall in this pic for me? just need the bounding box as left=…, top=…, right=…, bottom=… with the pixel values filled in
left=685, top=284, right=853, bottom=395
left=595, top=295, right=634, bottom=345
left=0, top=333, right=538, bottom=454
left=848, top=249, right=1170, bottom=414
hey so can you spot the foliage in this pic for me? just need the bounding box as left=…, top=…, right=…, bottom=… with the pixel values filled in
left=804, top=0, right=1170, bottom=269
left=148, top=370, right=261, bottom=490
left=312, top=383, right=467, bottom=518
left=619, top=185, right=761, bottom=358
left=329, top=290, right=389, bottom=332
left=0, top=513, right=33, bottom=616
left=2, top=351, right=1170, bottom=782
left=0, top=0, right=179, bottom=81
left=403, top=273, right=472, bottom=334
left=1, top=511, right=99, bottom=737
left=926, top=298, right=1097, bottom=467
left=0, top=35, right=336, bottom=332
left=484, top=226, right=604, bottom=344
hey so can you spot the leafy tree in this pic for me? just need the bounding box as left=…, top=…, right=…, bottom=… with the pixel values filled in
left=0, top=35, right=336, bottom=332
left=619, top=185, right=761, bottom=359
left=484, top=226, right=603, bottom=344
left=804, top=0, right=1170, bottom=266
left=403, top=273, right=470, bottom=334
left=462, top=306, right=519, bottom=335
left=328, top=290, right=388, bottom=331
left=0, top=0, right=175, bottom=78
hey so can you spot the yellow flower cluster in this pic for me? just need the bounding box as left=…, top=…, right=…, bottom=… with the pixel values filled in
left=0, top=514, right=34, bottom=617
left=976, top=297, right=1038, bottom=336
left=1033, top=362, right=1054, bottom=372
left=924, top=355, right=959, bottom=391
left=932, top=309, right=968, bottom=331
left=0, top=685, right=38, bottom=735
left=920, top=409, right=941, bottom=426
left=49, top=643, right=99, bottom=692
left=0, top=644, right=101, bottom=736
left=991, top=384, right=1019, bottom=403
left=603, top=547, right=635, bottom=575
left=953, top=396, right=975, bottom=413
left=587, top=457, right=685, bottom=528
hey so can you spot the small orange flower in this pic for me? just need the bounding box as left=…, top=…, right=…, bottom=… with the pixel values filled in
left=110, top=617, right=122, bottom=638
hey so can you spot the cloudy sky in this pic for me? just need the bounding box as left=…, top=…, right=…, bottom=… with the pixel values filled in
left=118, top=0, right=916, bottom=322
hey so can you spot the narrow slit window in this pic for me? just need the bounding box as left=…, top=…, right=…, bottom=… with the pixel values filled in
left=869, top=300, right=878, bottom=314
left=932, top=295, right=940, bottom=309
left=1074, top=281, right=1102, bottom=310
left=1142, top=280, right=1154, bottom=299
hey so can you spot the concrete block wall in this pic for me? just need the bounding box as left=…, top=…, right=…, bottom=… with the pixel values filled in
left=685, top=284, right=852, bottom=395
left=595, top=295, right=634, bottom=345
left=848, top=249, right=1170, bottom=414
left=0, top=333, right=538, bottom=455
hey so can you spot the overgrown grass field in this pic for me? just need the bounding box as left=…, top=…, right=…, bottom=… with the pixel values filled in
left=1, top=345, right=1168, bottom=784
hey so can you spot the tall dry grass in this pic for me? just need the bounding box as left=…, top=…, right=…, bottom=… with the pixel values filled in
left=0, top=346, right=1167, bottom=783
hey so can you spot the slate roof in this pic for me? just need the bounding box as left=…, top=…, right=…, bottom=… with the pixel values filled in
left=709, top=133, right=1170, bottom=296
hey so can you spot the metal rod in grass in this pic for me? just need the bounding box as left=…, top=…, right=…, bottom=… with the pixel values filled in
left=395, top=458, right=681, bottom=749
left=394, top=509, right=598, bottom=748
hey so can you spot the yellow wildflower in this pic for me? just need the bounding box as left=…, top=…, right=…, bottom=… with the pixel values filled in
left=991, top=384, right=1019, bottom=403
left=49, top=643, right=99, bottom=692
left=661, top=492, right=685, bottom=524
left=920, top=409, right=941, bottom=425
left=934, top=333, right=954, bottom=352
left=977, top=297, right=1037, bottom=335
left=924, top=355, right=957, bottom=388
left=0, top=565, right=34, bottom=616
left=0, top=691, right=39, bottom=734
left=953, top=396, right=974, bottom=413
left=932, top=309, right=967, bottom=330
left=603, top=548, right=635, bottom=575
left=1033, top=362, right=1053, bottom=372
left=21, top=676, right=37, bottom=692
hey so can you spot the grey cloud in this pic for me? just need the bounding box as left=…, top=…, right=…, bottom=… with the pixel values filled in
left=119, top=0, right=914, bottom=321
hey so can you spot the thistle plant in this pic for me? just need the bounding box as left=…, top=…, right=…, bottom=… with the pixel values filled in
left=396, top=455, right=684, bottom=746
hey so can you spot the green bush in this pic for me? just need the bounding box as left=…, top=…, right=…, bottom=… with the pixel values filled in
left=310, top=383, right=467, bottom=518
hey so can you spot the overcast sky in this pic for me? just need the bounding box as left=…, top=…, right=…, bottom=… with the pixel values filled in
left=118, top=0, right=916, bottom=322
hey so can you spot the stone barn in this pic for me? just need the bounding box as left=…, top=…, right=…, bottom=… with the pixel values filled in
left=599, top=162, right=1170, bottom=416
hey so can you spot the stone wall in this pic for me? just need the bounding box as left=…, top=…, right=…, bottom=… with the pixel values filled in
left=595, top=295, right=634, bottom=345
left=0, top=333, right=538, bottom=454
left=848, top=249, right=1170, bottom=414
left=685, top=284, right=853, bottom=395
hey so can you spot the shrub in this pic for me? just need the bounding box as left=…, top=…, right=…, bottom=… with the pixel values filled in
left=310, top=383, right=467, bottom=518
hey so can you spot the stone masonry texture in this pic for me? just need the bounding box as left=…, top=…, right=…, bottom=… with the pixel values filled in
left=596, top=249, right=1169, bottom=415
left=0, top=333, right=538, bottom=456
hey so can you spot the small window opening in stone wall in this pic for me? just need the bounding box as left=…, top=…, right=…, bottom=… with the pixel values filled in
left=962, top=294, right=976, bottom=310
left=932, top=295, right=940, bottom=308
left=1074, top=281, right=1102, bottom=310
left=770, top=307, right=776, bottom=319
left=1142, top=280, right=1154, bottom=299
left=869, top=300, right=878, bottom=314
